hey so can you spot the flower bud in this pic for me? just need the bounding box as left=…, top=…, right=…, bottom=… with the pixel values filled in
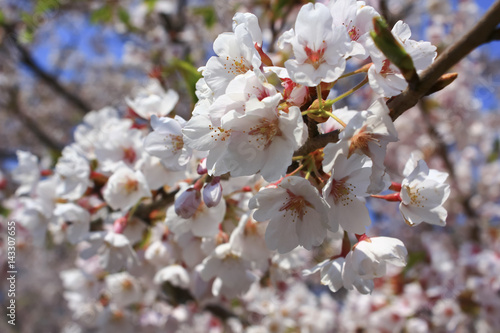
left=197, top=158, right=207, bottom=175
left=203, top=177, right=222, bottom=208
left=175, top=187, right=201, bottom=219
left=113, top=216, right=128, bottom=234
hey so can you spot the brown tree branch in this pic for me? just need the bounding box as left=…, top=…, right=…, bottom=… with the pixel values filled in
left=293, top=1, right=500, bottom=157
left=5, top=88, right=65, bottom=151
left=388, top=0, right=500, bottom=121
left=293, top=130, right=340, bottom=157
left=3, top=25, right=93, bottom=115
left=488, top=28, right=500, bottom=42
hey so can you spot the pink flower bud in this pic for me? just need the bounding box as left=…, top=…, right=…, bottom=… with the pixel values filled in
left=175, top=187, right=201, bottom=218
left=113, top=216, right=128, bottom=234
left=197, top=158, right=207, bottom=175
left=203, top=177, right=222, bottom=208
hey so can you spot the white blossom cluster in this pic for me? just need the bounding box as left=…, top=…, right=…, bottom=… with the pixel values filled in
left=3, top=0, right=454, bottom=331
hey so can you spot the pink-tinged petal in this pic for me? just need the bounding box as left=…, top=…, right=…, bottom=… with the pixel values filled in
left=182, top=114, right=222, bottom=151
left=260, top=137, right=294, bottom=181
left=303, top=259, right=330, bottom=276
left=321, top=258, right=345, bottom=292
left=335, top=197, right=371, bottom=234
left=249, top=187, right=288, bottom=221
left=265, top=212, right=300, bottom=253
left=391, top=20, right=412, bottom=42
left=190, top=200, right=226, bottom=237
left=295, top=208, right=327, bottom=250
left=370, top=237, right=408, bottom=267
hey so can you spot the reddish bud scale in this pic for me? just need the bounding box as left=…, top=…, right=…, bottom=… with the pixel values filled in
left=149, top=209, right=165, bottom=221
left=371, top=192, right=402, bottom=202
left=161, top=227, right=170, bottom=241
left=254, top=43, right=273, bottom=67
left=83, top=186, right=94, bottom=196
left=389, top=182, right=402, bottom=192
left=90, top=171, right=109, bottom=184
left=148, top=66, right=163, bottom=80
left=338, top=231, right=352, bottom=258
left=40, top=169, right=53, bottom=177
left=0, top=177, right=7, bottom=190
left=355, top=233, right=371, bottom=242
left=88, top=203, right=107, bottom=215
left=126, top=106, right=140, bottom=119
left=131, top=122, right=148, bottom=130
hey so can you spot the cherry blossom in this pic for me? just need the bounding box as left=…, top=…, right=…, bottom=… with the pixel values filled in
left=54, top=144, right=91, bottom=200
left=102, top=164, right=151, bottom=211
left=80, top=231, right=139, bottom=273
left=12, top=150, right=41, bottom=196
left=201, top=13, right=263, bottom=98
left=323, top=99, right=398, bottom=194
left=105, top=272, right=143, bottom=307
left=126, top=78, right=179, bottom=119
left=5, top=1, right=496, bottom=330
left=367, top=21, right=437, bottom=97
left=328, top=0, right=380, bottom=59
left=399, top=159, right=451, bottom=226
left=249, top=176, right=330, bottom=253
left=322, top=151, right=373, bottom=234
left=198, top=243, right=257, bottom=298
left=143, top=115, right=192, bottom=170
left=184, top=91, right=306, bottom=181
left=53, top=202, right=91, bottom=244
left=279, top=2, right=351, bottom=86
left=165, top=189, right=226, bottom=237
left=303, top=257, right=345, bottom=292
left=342, top=236, right=408, bottom=294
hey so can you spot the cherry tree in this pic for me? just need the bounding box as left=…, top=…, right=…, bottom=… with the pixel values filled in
left=1, top=0, right=500, bottom=332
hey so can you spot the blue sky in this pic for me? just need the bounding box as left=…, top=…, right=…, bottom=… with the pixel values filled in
left=5, top=0, right=499, bottom=172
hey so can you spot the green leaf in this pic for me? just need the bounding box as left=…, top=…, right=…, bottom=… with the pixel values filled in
left=0, top=205, right=10, bottom=217
left=170, top=58, right=202, bottom=104
left=144, top=0, right=158, bottom=12
left=91, top=5, right=113, bottom=24
left=192, top=6, right=217, bottom=29
left=0, top=9, right=5, bottom=25
left=370, top=17, right=418, bottom=86
left=35, top=0, right=60, bottom=15
left=19, top=27, right=35, bottom=43
left=402, top=250, right=427, bottom=275
left=272, top=0, right=292, bottom=19
left=21, top=12, right=35, bottom=27
left=118, top=7, right=131, bottom=26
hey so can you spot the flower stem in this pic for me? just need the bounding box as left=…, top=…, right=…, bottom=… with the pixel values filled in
left=127, top=200, right=142, bottom=222
left=325, top=76, right=369, bottom=106
left=337, top=63, right=372, bottom=80
left=324, top=111, right=347, bottom=128
left=287, top=163, right=304, bottom=177
left=316, top=85, right=323, bottom=110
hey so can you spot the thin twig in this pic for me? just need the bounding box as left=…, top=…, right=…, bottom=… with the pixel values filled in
left=3, top=24, right=93, bottom=114
left=5, top=88, right=64, bottom=151
left=293, top=130, right=340, bottom=157
left=388, top=0, right=500, bottom=121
